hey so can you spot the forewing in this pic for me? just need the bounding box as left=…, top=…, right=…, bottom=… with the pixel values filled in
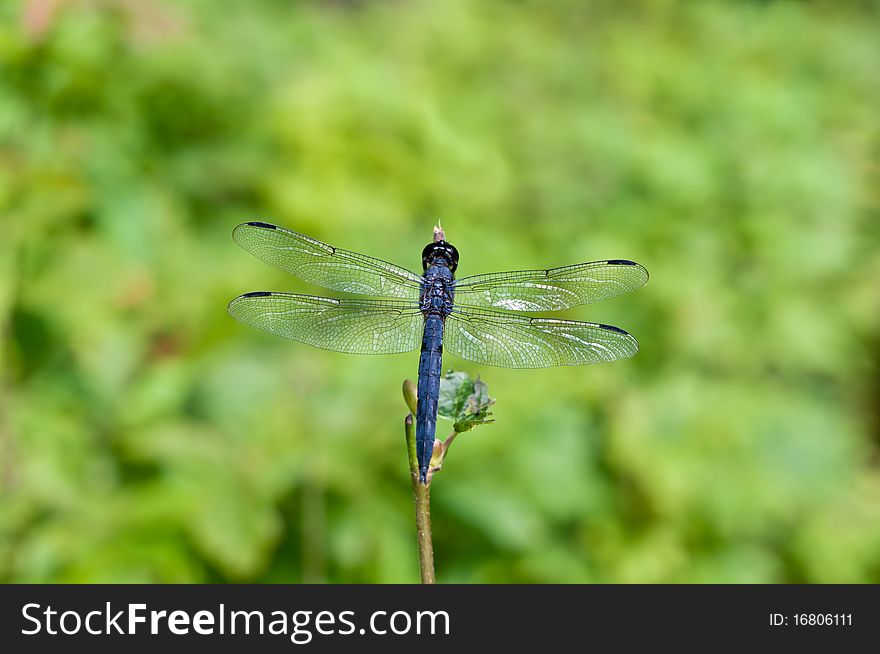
left=233, top=222, right=423, bottom=299
left=444, top=306, right=638, bottom=368
left=228, top=292, right=423, bottom=355
left=453, top=260, right=648, bottom=311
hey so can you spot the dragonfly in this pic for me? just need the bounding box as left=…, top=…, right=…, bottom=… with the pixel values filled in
left=228, top=221, right=648, bottom=484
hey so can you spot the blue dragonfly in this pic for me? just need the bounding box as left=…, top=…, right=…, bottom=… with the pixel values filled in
left=228, top=221, right=648, bottom=483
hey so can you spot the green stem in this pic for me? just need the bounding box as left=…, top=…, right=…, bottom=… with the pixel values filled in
left=405, top=414, right=435, bottom=584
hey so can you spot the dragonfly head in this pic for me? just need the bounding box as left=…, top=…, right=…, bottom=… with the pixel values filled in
left=422, top=241, right=459, bottom=273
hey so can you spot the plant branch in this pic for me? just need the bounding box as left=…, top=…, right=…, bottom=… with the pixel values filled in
left=405, top=413, right=435, bottom=584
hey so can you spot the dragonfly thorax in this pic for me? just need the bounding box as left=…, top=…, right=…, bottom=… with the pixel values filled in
left=420, top=270, right=455, bottom=316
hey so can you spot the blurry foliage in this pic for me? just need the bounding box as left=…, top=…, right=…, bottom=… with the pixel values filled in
left=1, top=0, right=880, bottom=583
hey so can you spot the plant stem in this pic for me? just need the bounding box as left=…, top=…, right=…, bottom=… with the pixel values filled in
left=405, top=414, right=435, bottom=584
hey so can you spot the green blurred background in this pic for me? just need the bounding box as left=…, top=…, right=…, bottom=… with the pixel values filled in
left=2, top=0, right=880, bottom=583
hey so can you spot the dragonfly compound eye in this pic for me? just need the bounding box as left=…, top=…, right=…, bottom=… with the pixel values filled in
left=422, top=241, right=459, bottom=273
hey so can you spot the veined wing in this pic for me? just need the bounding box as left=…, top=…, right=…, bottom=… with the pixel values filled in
left=228, top=292, right=423, bottom=355
left=453, top=260, right=648, bottom=311
left=233, top=222, right=423, bottom=299
left=444, top=305, right=638, bottom=368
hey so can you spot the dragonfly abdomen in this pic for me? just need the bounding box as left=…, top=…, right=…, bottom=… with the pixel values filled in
left=415, top=314, right=444, bottom=483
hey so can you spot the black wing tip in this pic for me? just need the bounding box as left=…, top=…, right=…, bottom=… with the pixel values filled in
left=598, top=323, right=630, bottom=335
left=243, top=221, right=277, bottom=230
left=606, top=259, right=649, bottom=283
left=232, top=221, right=278, bottom=239
left=597, top=323, right=640, bottom=354
left=227, top=291, right=274, bottom=315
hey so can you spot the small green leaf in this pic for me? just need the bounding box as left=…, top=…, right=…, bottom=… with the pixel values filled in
left=438, top=371, right=495, bottom=433
left=437, top=371, right=471, bottom=419
left=402, top=379, right=418, bottom=414
left=428, top=439, right=444, bottom=470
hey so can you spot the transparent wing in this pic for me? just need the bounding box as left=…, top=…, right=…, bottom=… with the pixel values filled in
left=444, top=305, right=638, bottom=368
left=233, top=222, right=423, bottom=299
left=453, top=260, right=648, bottom=311
left=228, top=292, right=423, bottom=355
